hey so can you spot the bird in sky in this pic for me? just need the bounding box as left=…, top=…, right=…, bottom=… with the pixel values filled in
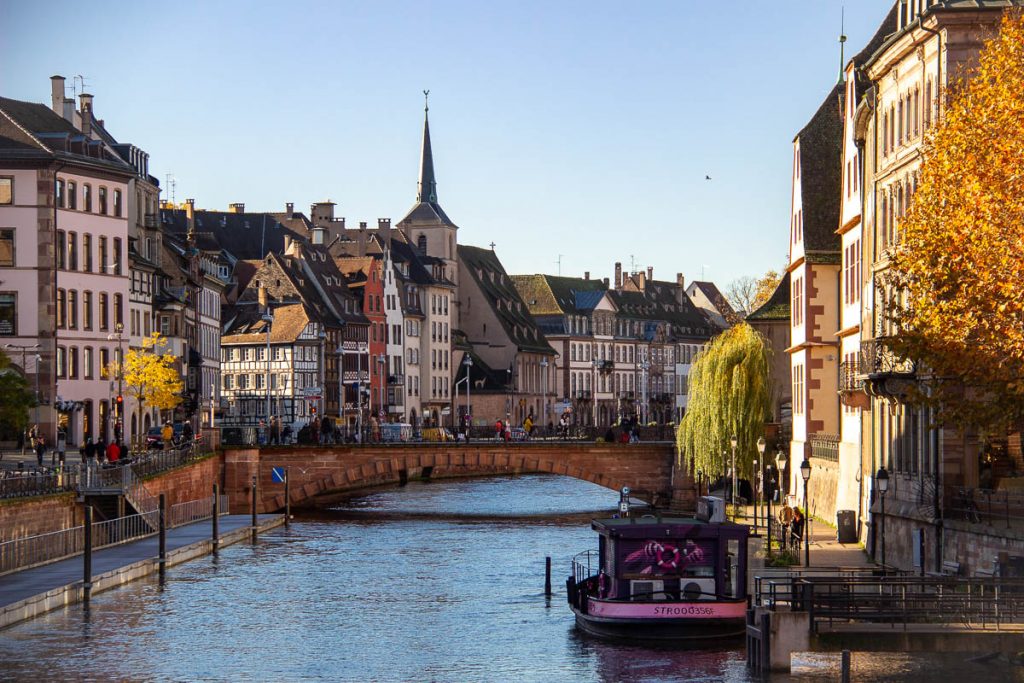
left=705, top=175, right=712, bottom=180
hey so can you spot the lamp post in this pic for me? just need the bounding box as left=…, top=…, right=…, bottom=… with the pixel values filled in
left=317, top=329, right=327, bottom=419
left=377, top=354, right=386, bottom=423
left=800, top=457, right=812, bottom=567
left=6, top=343, right=40, bottom=454
left=335, top=344, right=344, bottom=430
left=876, top=466, right=889, bottom=569
left=756, top=437, right=766, bottom=533
left=776, top=450, right=786, bottom=501
left=592, top=357, right=600, bottom=428
left=540, top=357, right=549, bottom=432
left=463, top=355, right=473, bottom=432
left=261, top=308, right=273, bottom=440
left=730, top=434, right=738, bottom=509
left=639, top=359, right=650, bottom=426
left=356, top=342, right=365, bottom=439
left=106, top=323, right=125, bottom=441
left=766, top=463, right=776, bottom=556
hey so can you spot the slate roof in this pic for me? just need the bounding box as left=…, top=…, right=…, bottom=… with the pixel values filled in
left=452, top=349, right=512, bottom=393
left=222, top=303, right=311, bottom=344
left=161, top=209, right=307, bottom=262
left=610, top=281, right=716, bottom=339
left=690, top=281, right=736, bottom=322
left=851, top=3, right=900, bottom=95
left=459, top=245, right=555, bottom=355
left=796, top=83, right=844, bottom=253
left=0, top=96, right=135, bottom=175
left=746, top=274, right=791, bottom=322
left=398, top=110, right=458, bottom=228
left=510, top=274, right=607, bottom=318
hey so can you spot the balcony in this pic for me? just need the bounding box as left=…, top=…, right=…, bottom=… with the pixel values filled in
left=809, top=432, right=839, bottom=462
left=388, top=374, right=405, bottom=386
left=144, top=213, right=159, bottom=229
left=859, top=338, right=917, bottom=403
left=839, top=360, right=869, bottom=409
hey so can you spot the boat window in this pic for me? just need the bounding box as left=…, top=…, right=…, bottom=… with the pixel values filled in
left=725, top=538, right=740, bottom=598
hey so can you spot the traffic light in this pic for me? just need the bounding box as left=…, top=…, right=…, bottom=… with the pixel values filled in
left=311, top=405, right=317, bottom=415
left=116, top=395, right=124, bottom=406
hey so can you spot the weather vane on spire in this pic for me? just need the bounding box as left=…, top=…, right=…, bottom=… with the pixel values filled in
left=424, top=89, right=430, bottom=113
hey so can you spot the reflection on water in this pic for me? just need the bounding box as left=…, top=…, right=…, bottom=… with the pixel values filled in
left=0, top=474, right=1018, bottom=682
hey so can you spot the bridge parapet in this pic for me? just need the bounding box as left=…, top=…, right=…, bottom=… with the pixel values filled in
left=222, top=442, right=692, bottom=514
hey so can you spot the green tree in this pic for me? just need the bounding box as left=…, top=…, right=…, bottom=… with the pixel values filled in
left=0, top=348, right=36, bottom=440
left=107, top=333, right=183, bottom=428
left=676, top=323, right=771, bottom=477
left=884, top=12, right=1024, bottom=433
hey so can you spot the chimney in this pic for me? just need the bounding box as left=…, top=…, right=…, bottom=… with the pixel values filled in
left=229, top=203, right=245, bottom=214
left=637, top=271, right=646, bottom=290
left=377, top=218, right=392, bottom=250
left=50, top=76, right=65, bottom=114
left=358, top=221, right=368, bottom=257
left=676, top=272, right=686, bottom=305
left=258, top=284, right=268, bottom=309
left=283, top=235, right=293, bottom=254
left=676, top=272, right=685, bottom=287
left=584, top=271, right=590, bottom=281
left=614, top=262, right=622, bottom=289
left=602, top=277, right=609, bottom=287
left=78, top=93, right=93, bottom=136
left=285, top=202, right=294, bottom=217
left=647, top=266, right=653, bottom=282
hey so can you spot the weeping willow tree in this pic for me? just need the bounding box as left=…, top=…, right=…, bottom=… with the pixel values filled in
left=676, top=323, right=771, bottom=479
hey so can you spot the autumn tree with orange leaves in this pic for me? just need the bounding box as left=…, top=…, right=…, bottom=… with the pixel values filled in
left=885, top=11, right=1024, bottom=432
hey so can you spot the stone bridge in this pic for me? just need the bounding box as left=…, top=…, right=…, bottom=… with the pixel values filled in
left=222, top=442, right=695, bottom=514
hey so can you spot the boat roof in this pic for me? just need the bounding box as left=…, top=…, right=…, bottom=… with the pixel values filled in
left=591, top=516, right=749, bottom=539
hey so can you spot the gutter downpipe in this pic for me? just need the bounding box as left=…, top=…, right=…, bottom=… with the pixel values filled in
left=52, top=160, right=69, bottom=450
left=918, top=16, right=943, bottom=576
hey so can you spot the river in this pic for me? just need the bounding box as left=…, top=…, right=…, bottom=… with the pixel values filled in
left=0, top=475, right=1017, bottom=681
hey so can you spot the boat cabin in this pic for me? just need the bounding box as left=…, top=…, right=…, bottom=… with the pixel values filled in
left=590, top=515, right=750, bottom=602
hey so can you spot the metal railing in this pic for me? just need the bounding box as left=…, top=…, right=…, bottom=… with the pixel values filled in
left=789, top=576, right=1024, bottom=631
left=0, top=492, right=230, bottom=576
left=947, top=486, right=1024, bottom=528
left=0, top=525, right=84, bottom=574
left=859, top=337, right=915, bottom=376
left=809, top=433, right=839, bottom=462
left=0, top=468, right=79, bottom=499
left=839, top=360, right=861, bottom=393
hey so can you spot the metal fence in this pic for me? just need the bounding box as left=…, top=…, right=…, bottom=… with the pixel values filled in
left=0, top=469, right=79, bottom=499
left=947, top=486, right=1024, bottom=528
left=809, top=433, right=839, bottom=462
left=0, top=492, right=229, bottom=576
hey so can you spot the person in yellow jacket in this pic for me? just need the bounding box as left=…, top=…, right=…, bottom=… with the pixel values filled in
left=161, top=423, right=173, bottom=450
left=523, top=416, right=533, bottom=436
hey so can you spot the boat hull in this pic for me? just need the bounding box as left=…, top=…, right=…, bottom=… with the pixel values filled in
left=570, top=599, right=747, bottom=642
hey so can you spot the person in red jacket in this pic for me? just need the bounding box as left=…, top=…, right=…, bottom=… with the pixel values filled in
left=106, top=441, right=120, bottom=463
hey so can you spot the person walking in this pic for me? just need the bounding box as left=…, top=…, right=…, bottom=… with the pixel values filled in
left=270, top=416, right=281, bottom=445
left=161, top=422, right=173, bottom=450
left=35, top=436, right=46, bottom=468
left=106, top=440, right=120, bottom=464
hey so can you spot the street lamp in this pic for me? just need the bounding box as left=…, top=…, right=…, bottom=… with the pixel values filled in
left=317, top=329, right=327, bottom=419
left=876, top=466, right=890, bottom=569
left=800, top=457, right=812, bottom=567
left=6, top=343, right=40, bottom=454
left=756, top=437, right=766, bottom=533
left=592, top=357, right=600, bottom=428
left=729, top=434, right=738, bottom=509
left=463, top=355, right=473, bottom=432
left=335, top=344, right=344, bottom=431
left=106, top=323, right=125, bottom=441
left=639, top=359, right=650, bottom=426
left=377, top=354, right=386, bottom=425
left=261, top=308, right=273, bottom=442
left=540, top=357, right=549, bottom=432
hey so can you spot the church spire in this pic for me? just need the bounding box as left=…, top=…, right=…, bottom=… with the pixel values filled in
left=417, top=89, right=438, bottom=204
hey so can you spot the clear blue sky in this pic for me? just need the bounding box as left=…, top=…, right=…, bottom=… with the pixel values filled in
left=3, top=0, right=895, bottom=289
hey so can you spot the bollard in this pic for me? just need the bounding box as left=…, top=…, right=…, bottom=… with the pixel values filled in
left=158, top=494, right=167, bottom=580
left=83, top=505, right=93, bottom=606
left=212, top=484, right=220, bottom=551
left=841, top=650, right=851, bottom=683
left=545, top=556, right=552, bottom=597
left=251, top=475, right=258, bottom=543
left=285, top=468, right=290, bottom=529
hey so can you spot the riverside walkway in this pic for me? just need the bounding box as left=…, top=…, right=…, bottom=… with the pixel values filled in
left=0, top=513, right=283, bottom=629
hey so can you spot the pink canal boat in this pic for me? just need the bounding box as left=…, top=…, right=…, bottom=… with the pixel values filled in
left=566, top=504, right=751, bottom=642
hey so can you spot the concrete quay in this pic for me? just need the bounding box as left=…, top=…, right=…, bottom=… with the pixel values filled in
left=0, top=513, right=284, bottom=630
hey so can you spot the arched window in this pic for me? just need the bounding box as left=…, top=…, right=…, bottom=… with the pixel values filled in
left=417, top=234, right=427, bottom=254
left=879, top=193, right=889, bottom=250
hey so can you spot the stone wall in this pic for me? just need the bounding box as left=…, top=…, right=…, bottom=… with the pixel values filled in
left=0, top=494, right=80, bottom=542
left=224, top=442, right=684, bottom=513
left=139, top=453, right=225, bottom=508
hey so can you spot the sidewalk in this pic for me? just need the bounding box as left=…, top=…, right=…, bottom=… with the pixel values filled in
left=0, top=513, right=283, bottom=629
left=736, top=503, right=872, bottom=568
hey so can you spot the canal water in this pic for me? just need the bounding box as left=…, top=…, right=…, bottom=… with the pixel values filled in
left=0, top=475, right=1018, bottom=682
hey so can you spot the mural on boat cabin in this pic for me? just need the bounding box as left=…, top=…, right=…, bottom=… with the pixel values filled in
left=620, top=539, right=710, bottom=576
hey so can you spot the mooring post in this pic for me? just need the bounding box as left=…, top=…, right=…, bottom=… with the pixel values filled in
left=251, top=475, right=258, bottom=543
left=841, top=650, right=851, bottom=683
left=212, top=484, right=219, bottom=551
left=83, top=505, right=93, bottom=606
left=158, top=494, right=167, bottom=579
left=284, top=467, right=290, bottom=529
left=545, top=556, right=552, bottom=597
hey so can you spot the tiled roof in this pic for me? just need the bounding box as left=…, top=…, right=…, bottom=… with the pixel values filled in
left=796, top=83, right=844, bottom=253
left=746, top=274, right=791, bottom=322
left=459, top=245, right=554, bottom=355
left=222, top=303, right=311, bottom=344
left=690, top=281, right=735, bottom=321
